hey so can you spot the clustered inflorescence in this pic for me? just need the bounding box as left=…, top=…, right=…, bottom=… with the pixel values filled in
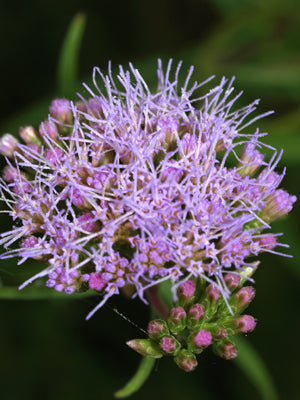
left=0, top=60, right=296, bottom=327
left=128, top=274, right=257, bottom=368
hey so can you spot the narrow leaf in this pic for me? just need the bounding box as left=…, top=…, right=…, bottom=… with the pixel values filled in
left=114, top=356, right=155, bottom=398
left=57, top=12, right=86, bottom=98
left=233, top=336, right=279, bottom=400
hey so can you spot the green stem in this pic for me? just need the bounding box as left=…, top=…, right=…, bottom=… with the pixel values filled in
left=114, top=356, right=155, bottom=398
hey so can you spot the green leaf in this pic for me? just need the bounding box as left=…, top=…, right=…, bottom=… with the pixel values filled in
left=233, top=336, right=279, bottom=400
left=273, top=217, right=300, bottom=280
left=114, top=356, right=155, bottom=398
left=0, top=286, right=96, bottom=300
left=57, top=12, right=86, bottom=98
left=158, top=279, right=173, bottom=308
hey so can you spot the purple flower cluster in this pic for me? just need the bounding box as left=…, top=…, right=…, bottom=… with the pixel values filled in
left=0, top=60, right=296, bottom=319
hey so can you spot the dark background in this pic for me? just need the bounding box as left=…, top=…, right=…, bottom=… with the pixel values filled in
left=0, top=0, right=299, bottom=399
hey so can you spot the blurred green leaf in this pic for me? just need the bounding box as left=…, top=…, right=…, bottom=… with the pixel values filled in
left=158, top=279, right=173, bottom=308
left=114, top=356, right=155, bottom=398
left=274, top=217, right=300, bottom=279
left=0, top=286, right=95, bottom=300
left=192, top=1, right=299, bottom=80
left=221, top=63, right=300, bottom=99
left=57, top=12, right=86, bottom=98
left=233, top=336, right=279, bottom=400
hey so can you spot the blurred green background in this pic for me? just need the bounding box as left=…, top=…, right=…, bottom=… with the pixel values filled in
left=0, top=0, right=299, bottom=399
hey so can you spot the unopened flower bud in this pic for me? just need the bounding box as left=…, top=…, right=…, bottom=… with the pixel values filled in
left=50, top=99, right=72, bottom=124
left=224, top=314, right=256, bottom=335
left=229, top=286, right=255, bottom=312
left=39, top=120, right=58, bottom=141
left=187, top=303, right=205, bottom=329
left=213, top=339, right=238, bottom=360
left=159, top=335, right=181, bottom=355
left=174, top=349, right=198, bottom=372
left=262, top=189, right=297, bottom=223
left=126, top=339, right=163, bottom=358
left=168, top=306, right=187, bottom=333
left=233, top=315, right=256, bottom=333
left=177, top=279, right=196, bottom=306
left=210, top=325, right=228, bottom=340
left=189, top=329, right=212, bottom=353
left=205, top=284, right=220, bottom=305
left=224, top=273, right=241, bottom=292
left=202, top=284, right=220, bottom=318
left=2, top=166, right=18, bottom=182
left=19, top=126, right=41, bottom=145
left=0, top=134, right=19, bottom=157
left=147, top=319, right=169, bottom=340
left=238, top=143, right=264, bottom=177
left=259, top=235, right=277, bottom=250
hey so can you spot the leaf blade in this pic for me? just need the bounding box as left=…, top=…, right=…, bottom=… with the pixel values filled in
left=0, top=286, right=95, bottom=300
left=57, top=12, right=86, bottom=98
left=233, top=336, right=279, bottom=400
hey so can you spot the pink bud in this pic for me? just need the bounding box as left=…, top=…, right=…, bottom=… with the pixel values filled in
left=189, top=303, right=205, bottom=319
left=205, top=284, right=220, bottom=305
left=235, top=286, right=256, bottom=310
left=50, top=99, right=72, bottom=124
left=192, top=329, right=212, bottom=348
left=169, top=306, right=186, bottom=323
left=174, top=349, right=198, bottom=372
left=19, top=126, right=40, bottom=144
left=213, top=326, right=228, bottom=340
left=0, top=134, right=19, bottom=157
left=187, top=304, right=205, bottom=330
left=224, top=273, right=241, bottom=291
left=168, top=306, right=186, bottom=333
left=177, top=280, right=196, bottom=304
left=213, top=339, right=238, bottom=360
left=234, top=315, right=256, bottom=333
left=263, top=189, right=297, bottom=222
left=2, top=166, right=19, bottom=182
left=160, top=336, right=180, bottom=355
left=259, top=235, right=277, bottom=250
left=39, top=120, right=58, bottom=141
left=147, top=319, right=169, bottom=339
left=238, top=143, right=264, bottom=177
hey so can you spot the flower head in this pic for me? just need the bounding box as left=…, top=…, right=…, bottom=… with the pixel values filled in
left=0, top=59, right=296, bottom=319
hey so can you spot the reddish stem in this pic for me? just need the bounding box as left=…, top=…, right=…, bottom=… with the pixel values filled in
left=146, top=285, right=169, bottom=320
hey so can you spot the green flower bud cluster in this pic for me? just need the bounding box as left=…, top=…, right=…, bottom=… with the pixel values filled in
left=127, top=274, right=256, bottom=372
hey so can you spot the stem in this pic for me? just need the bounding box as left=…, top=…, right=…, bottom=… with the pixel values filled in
left=146, top=285, right=169, bottom=320
left=114, top=356, right=155, bottom=398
